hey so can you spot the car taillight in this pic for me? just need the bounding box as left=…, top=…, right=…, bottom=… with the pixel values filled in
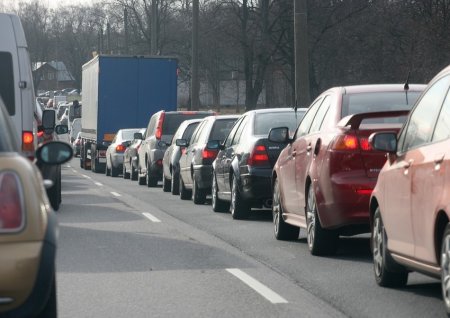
left=332, top=134, right=372, bottom=151
left=37, top=130, right=44, bottom=138
left=247, top=145, right=270, bottom=167
left=116, top=144, right=126, bottom=153
left=0, top=172, right=24, bottom=231
left=202, top=149, right=218, bottom=160
left=22, top=131, right=35, bottom=159
left=155, top=112, right=165, bottom=140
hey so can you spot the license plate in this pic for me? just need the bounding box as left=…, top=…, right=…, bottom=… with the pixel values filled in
left=99, top=158, right=106, bottom=163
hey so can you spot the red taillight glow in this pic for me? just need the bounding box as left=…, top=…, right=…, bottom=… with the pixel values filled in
left=22, top=131, right=34, bottom=145
left=359, top=138, right=372, bottom=151
left=332, top=135, right=359, bottom=151
left=116, top=144, right=126, bottom=153
left=0, top=172, right=24, bottom=231
left=356, top=189, right=373, bottom=195
left=155, top=112, right=165, bottom=140
left=247, top=145, right=270, bottom=166
left=202, top=149, right=218, bottom=160
left=37, top=131, right=44, bottom=138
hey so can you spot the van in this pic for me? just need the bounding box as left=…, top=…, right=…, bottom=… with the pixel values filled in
left=0, top=13, right=37, bottom=159
left=0, top=13, right=68, bottom=211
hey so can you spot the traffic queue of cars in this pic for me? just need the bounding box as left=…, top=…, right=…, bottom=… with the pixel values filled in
left=97, top=65, right=450, bottom=315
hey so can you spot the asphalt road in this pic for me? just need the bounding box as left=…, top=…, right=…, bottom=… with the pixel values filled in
left=56, top=159, right=445, bottom=318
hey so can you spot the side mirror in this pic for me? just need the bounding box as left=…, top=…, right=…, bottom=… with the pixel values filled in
left=206, top=140, right=221, bottom=150
left=124, top=140, right=132, bottom=148
left=176, top=139, right=188, bottom=147
left=36, top=141, right=73, bottom=165
left=54, top=125, right=69, bottom=135
left=42, top=109, right=56, bottom=130
left=268, top=127, right=290, bottom=143
left=369, top=132, right=397, bottom=153
left=134, top=132, right=143, bottom=140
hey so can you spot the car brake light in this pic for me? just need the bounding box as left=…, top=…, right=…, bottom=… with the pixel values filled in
left=356, top=189, right=373, bottom=195
left=37, top=130, right=44, bottom=138
left=247, top=145, right=270, bottom=166
left=0, top=172, right=24, bottom=231
left=155, top=112, right=165, bottom=140
left=116, top=144, right=126, bottom=153
left=202, top=148, right=218, bottom=160
left=332, top=135, right=359, bottom=151
left=22, top=131, right=35, bottom=159
left=359, top=137, right=372, bottom=151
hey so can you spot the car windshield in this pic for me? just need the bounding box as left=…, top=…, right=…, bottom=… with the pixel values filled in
left=342, top=91, right=422, bottom=117
left=254, top=111, right=303, bottom=136
left=209, top=118, right=237, bottom=141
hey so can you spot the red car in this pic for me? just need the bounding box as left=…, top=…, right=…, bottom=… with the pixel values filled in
left=269, top=84, right=425, bottom=256
left=369, top=65, right=450, bottom=315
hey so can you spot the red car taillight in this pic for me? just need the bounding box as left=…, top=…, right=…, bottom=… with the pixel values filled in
left=332, top=134, right=372, bottom=151
left=116, top=144, right=126, bottom=153
left=247, top=145, right=270, bottom=167
left=202, top=148, right=218, bottom=160
left=22, top=131, right=35, bottom=160
left=155, top=112, right=165, bottom=140
left=0, top=172, right=24, bottom=231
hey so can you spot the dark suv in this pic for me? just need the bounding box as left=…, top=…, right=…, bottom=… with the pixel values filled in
left=137, top=110, right=214, bottom=187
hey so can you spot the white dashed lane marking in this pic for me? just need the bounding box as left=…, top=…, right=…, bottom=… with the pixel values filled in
left=111, top=192, right=121, bottom=197
left=95, top=182, right=103, bottom=186
left=226, top=268, right=288, bottom=304
left=142, top=212, right=161, bottom=223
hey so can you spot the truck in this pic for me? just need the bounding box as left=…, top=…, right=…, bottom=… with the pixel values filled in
left=80, top=55, right=178, bottom=172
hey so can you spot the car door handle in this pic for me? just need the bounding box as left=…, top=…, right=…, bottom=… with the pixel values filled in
left=403, top=159, right=413, bottom=169
left=306, top=145, right=312, bottom=152
left=292, top=150, right=297, bottom=157
left=435, top=155, right=445, bottom=164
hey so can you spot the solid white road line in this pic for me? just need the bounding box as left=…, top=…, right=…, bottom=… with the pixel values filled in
left=226, top=268, right=288, bottom=304
left=95, top=182, right=103, bottom=186
left=111, top=192, right=121, bottom=197
left=142, top=212, right=161, bottom=223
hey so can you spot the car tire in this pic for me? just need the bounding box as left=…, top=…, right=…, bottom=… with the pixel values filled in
left=272, top=179, right=299, bottom=240
left=372, top=207, right=408, bottom=287
left=171, top=169, right=180, bottom=195
left=131, top=163, right=138, bottom=181
left=146, top=162, right=158, bottom=187
left=47, top=177, right=61, bottom=211
left=441, top=224, right=450, bottom=315
left=123, top=163, right=130, bottom=179
left=162, top=174, right=171, bottom=192
left=306, top=184, right=338, bottom=256
left=138, top=170, right=146, bottom=185
left=230, top=174, right=250, bottom=220
left=212, top=172, right=229, bottom=212
left=192, top=177, right=206, bottom=204
left=179, top=177, right=191, bottom=200
left=111, top=160, right=119, bottom=177
left=105, top=160, right=111, bottom=176
left=37, top=274, right=57, bottom=318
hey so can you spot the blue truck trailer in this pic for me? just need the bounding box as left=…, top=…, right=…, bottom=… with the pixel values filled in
left=80, top=55, right=178, bottom=172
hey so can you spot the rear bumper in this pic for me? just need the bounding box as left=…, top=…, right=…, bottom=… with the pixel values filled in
left=111, top=153, right=124, bottom=168
left=240, top=167, right=272, bottom=202
left=1, top=211, right=57, bottom=317
left=317, top=171, right=375, bottom=232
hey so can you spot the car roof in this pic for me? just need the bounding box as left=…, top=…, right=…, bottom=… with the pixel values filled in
left=244, top=107, right=296, bottom=115
left=338, top=84, right=426, bottom=95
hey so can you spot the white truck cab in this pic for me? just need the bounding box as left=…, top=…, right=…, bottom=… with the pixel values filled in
left=0, top=13, right=37, bottom=158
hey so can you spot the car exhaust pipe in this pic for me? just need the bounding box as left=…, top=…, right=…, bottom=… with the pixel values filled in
left=263, top=199, right=273, bottom=209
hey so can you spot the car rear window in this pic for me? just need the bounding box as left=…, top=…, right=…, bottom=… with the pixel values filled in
left=254, top=111, right=301, bottom=136
left=122, top=129, right=140, bottom=140
left=0, top=52, right=15, bottom=116
left=182, top=122, right=200, bottom=140
left=342, top=91, right=421, bottom=117
left=209, top=118, right=237, bottom=141
left=163, top=113, right=211, bottom=135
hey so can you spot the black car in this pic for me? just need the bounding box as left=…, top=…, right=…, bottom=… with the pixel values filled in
left=211, top=108, right=306, bottom=219
left=137, top=110, right=215, bottom=186
left=162, top=119, right=203, bottom=194
left=177, top=115, right=239, bottom=204
left=123, top=128, right=145, bottom=180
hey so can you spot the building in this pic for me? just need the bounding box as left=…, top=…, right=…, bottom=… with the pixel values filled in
left=33, top=61, right=76, bottom=92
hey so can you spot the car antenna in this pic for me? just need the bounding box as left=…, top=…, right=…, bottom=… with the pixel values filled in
left=404, top=71, right=410, bottom=104
left=293, top=99, right=298, bottom=120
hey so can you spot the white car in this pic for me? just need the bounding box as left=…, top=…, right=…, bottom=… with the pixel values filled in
left=105, top=128, right=142, bottom=177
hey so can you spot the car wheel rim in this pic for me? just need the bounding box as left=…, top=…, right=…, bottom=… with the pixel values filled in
left=231, top=179, right=236, bottom=215
left=212, top=176, right=217, bottom=206
left=373, top=216, right=383, bottom=277
left=306, top=186, right=315, bottom=249
left=272, top=182, right=280, bottom=235
left=442, top=234, right=450, bottom=308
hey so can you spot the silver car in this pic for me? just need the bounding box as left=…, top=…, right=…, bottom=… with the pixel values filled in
left=105, top=128, right=142, bottom=177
